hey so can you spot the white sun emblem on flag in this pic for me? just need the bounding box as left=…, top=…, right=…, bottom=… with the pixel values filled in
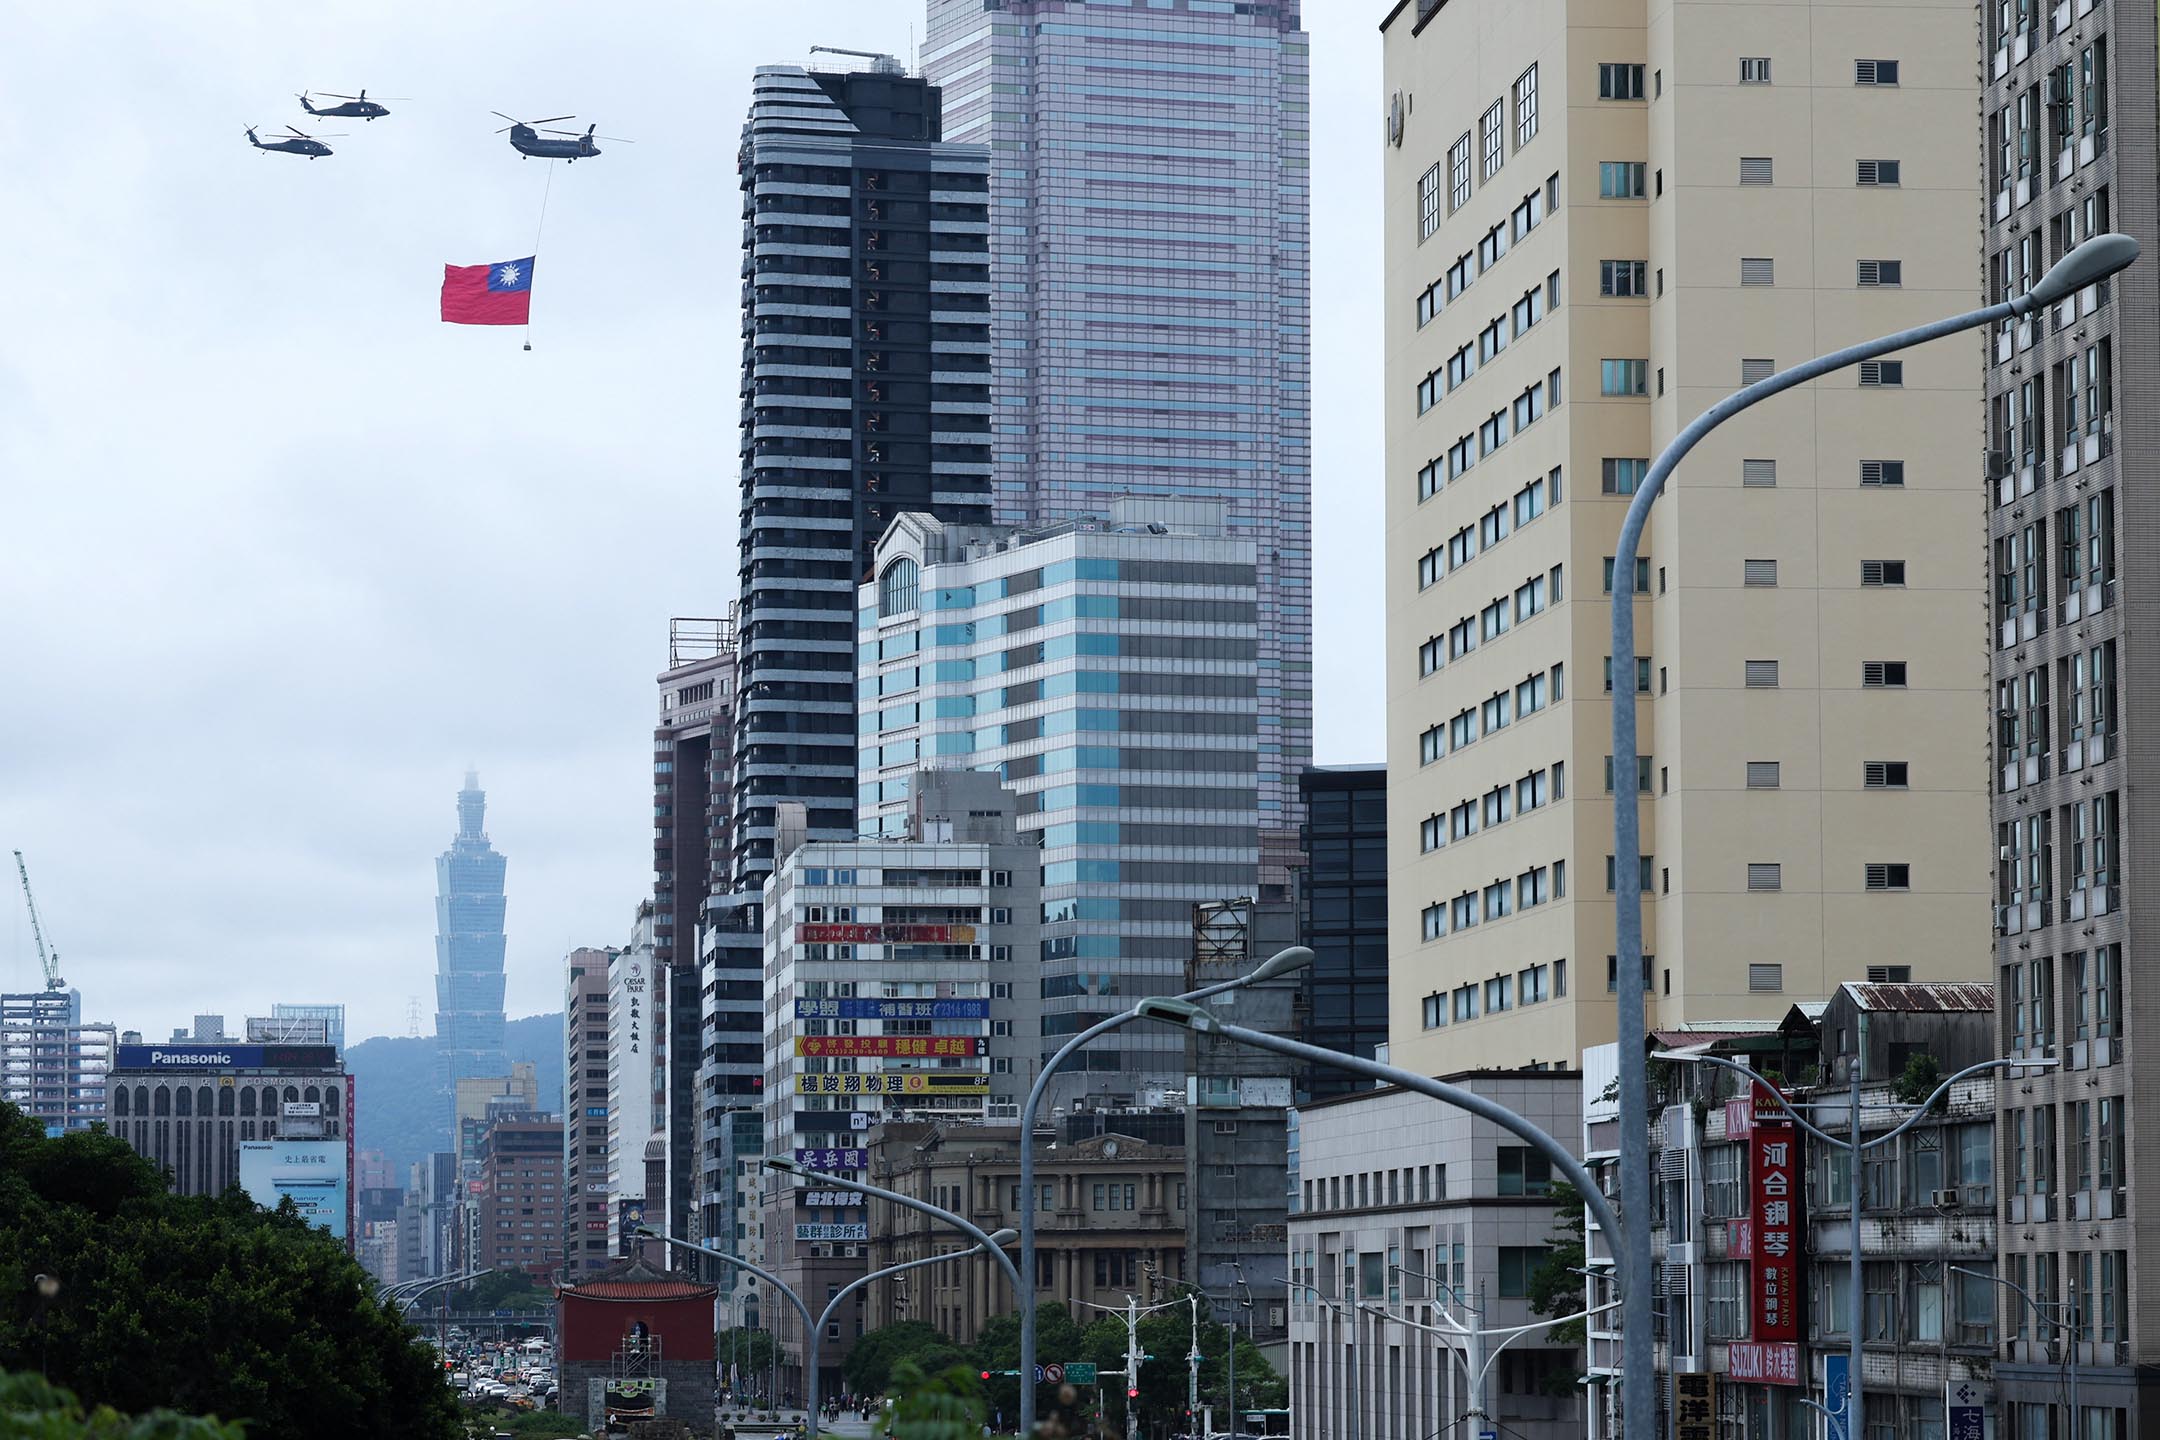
left=496, top=262, right=522, bottom=288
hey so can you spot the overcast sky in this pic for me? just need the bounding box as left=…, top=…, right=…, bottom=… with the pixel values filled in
left=0, top=1, right=1383, bottom=1042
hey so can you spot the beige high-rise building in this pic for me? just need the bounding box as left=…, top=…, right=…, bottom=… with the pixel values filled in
left=1381, top=0, right=1993, bottom=1073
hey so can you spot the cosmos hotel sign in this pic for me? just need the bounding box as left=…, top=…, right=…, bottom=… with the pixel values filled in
left=115, top=1044, right=338, bottom=1071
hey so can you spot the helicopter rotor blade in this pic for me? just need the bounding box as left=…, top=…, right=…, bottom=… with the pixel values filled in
left=594, top=136, right=636, bottom=143
left=321, top=92, right=361, bottom=100
left=527, top=114, right=575, bottom=126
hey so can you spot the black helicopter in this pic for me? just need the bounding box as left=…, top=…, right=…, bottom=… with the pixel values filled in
left=245, top=125, right=342, bottom=158
left=493, top=113, right=632, bottom=162
left=298, top=90, right=404, bottom=121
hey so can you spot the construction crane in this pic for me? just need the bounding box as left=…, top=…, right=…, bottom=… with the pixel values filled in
left=13, top=851, right=64, bottom=992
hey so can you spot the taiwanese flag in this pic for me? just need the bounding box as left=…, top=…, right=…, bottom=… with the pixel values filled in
left=440, top=256, right=534, bottom=325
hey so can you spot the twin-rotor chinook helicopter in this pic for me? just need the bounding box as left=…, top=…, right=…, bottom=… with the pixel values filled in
left=492, top=113, right=633, bottom=162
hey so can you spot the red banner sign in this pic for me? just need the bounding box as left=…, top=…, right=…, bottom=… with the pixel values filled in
left=794, top=1035, right=980, bottom=1058
left=1725, top=1092, right=1790, bottom=1138
left=798, top=923, right=977, bottom=944
left=1725, top=1341, right=1801, bottom=1386
left=1727, top=1218, right=1752, bottom=1259
left=1750, top=1123, right=1800, bottom=1342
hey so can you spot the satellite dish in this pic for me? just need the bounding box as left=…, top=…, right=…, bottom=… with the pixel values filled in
left=1388, top=90, right=1405, bottom=147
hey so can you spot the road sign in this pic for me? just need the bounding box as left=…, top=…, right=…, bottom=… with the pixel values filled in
left=1946, top=1380, right=1987, bottom=1440
left=1044, top=1364, right=1065, bottom=1384
left=1064, top=1362, right=1097, bottom=1385
left=1481, top=1430, right=1498, bottom=1440
left=1824, top=1356, right=1850, bottom=1440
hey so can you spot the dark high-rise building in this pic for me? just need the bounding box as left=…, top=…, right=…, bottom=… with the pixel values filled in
left=728, top=57, right=992, bottom=890
left=1298, top=765, right=1386, bottom=1102
left=562, top=945, right=614, bottom=1280
left=433, top=771, right=509, bottom=1134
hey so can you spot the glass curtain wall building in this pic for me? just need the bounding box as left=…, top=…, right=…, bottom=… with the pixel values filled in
left=433, top=770, right=509, bottom=1130
left=922, top=0, right=1314, bottom=887
left=856, top=500, right=1258, bottom=1102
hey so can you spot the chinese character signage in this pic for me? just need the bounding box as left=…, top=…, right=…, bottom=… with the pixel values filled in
left=1750, top=1123, right=1800, bottom=1342
left=793, top=1073, right=992, bottom=1095
left=794, top=1189, right=865, bottom=1209
left=795, top=1222, right=871, bottom=1242
left=1725, top=1342, right=1800, bottom=1386
left=795, top=1035, right=981, bottom=1058
left=794, top=998, right=991, bottom=1021
left=238, top=1140, right=348, bottom=1239
left=794, top=1148, right=869, bottom=1171
left=797, top=923, right=977, bottom=945
left=1674, top=1372, right=1716, bottom=1440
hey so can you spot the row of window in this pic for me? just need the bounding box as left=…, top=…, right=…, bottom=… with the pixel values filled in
left=2001, top=1096, right=2126, bottom=1207
left=1600, top=56, right=1902, bottom=98
left=1990, top=39, right=2110, bottom=199
left=1420, top=961, right=1567, bottom=1029
left=1417, top=273, right=1560, bottom=415
left=1415, top=174, right=1559, bottom=325
left=1418, top=762, right=1565, bottom=854
left=1417, top=662, right=1566, bottom=765
left=1996, top=793, right=2121, bottom=923
left=1419, top=862, right=1568, bottom=943
left=1736, top=859, right=1914, bottom=892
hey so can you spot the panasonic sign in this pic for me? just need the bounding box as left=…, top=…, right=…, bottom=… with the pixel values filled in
left=114, top=1044, right=338, bottom=1071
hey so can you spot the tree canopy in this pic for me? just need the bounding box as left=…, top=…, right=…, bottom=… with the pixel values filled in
left=0, top=1103, right=463, bottom=1439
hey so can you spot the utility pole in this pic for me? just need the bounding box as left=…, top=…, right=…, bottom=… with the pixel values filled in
left=1124, top=1293, right=1143, bottom=1440
left=1186, top=1295, right=1202, bottom=1438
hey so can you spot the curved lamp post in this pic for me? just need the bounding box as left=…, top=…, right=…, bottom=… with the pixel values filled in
left=1017, top=944, right=1312, bottom=1436
left=1607, top=231, right=2137, bottom=1440
left=1951, top=1264, right=2078, bottom=1436
left=1654, top=1049, right=2060, bottom=1440
left=1362, top=1295, right=1621, bottom=1436
left=637, top=1228, right=820, bottom=1434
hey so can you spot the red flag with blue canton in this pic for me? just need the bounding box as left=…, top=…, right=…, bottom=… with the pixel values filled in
left=440, top=256, right=534, bottom=325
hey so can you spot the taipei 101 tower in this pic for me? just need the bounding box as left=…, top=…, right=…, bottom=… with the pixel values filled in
left=433, top=770, right=509, bottom=1130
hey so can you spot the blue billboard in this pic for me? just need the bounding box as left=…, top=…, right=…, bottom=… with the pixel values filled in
left=792, top=999, right=989, bottom=1021
left=115, top=1043, right=338, bottom=1071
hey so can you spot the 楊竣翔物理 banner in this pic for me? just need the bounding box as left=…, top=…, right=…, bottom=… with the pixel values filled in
left=792, top=998, right=989, bottom=1021
left=792, top=1072, right=991, bottom=1095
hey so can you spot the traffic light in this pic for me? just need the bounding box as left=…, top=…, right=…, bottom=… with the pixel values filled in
left=981, top=1371, right=993, bottom=1382
left=1127, top=1387, right=1140, bottom=1400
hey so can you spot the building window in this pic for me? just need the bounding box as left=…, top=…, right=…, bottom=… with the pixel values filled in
left=1863, top=661, right=1909, bottom=687
left=1599, top=161, right=1646, bottom=199
left=1856, top=159, right=1902, bottom=186
left=1741, top=358, right=1775, bottom=384
left=1742, top=458, right=1778, bottom=488
left=1497, top=1148, right=1553, bottom=1197
left=1866, top=863, right=1912, bottom=891
left=1861, top=559, right=1908, bottom=587
left=1860, top=460, right=1905, bottom=486
left=1602, top=457, right=1649, bottom=494
left=1599, top=63, right=1646, bottom=100
left=1746, top=761, right=1781, bottom=789
left=1745, top=659, right=1780, bottom=688
left=1513, top=65, right=1539, bottom=147
left=1857, top=259, right=1903, bottom=287
left=1747, top=864, right=1783, bottom=892
left=1480, top=100, right=1506, bottom=180
left=1419, top=163, right=1444, bottom=239
left=1449, top=133, right=1473, bottom=211
left=1422, top=993, right=1444, bottom=1029
left=1740, top=156, right=1774, bottom=184
left=1741, top=57, right=1772, bottom=84
left=1600, top=260, right=1648, bottom=296
left=1740, top=257, right=1775, bottom=287
left=1601, top=360, right=1648, bottom=396
left=1748, top=963, right=1785, bottom=993
left=1498, top=1246, right=1549, bottom=1297
left=1743, top=558, right=1778, bottom=587
left=877, top=558, right=919, bottom=617
left=1855, top=59, right=1900, bottom=86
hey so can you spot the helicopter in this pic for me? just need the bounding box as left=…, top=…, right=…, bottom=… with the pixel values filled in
left=245, top=125, right=342, bottom=158
left=298, top=90, right=404, bottom=121
left=492, top=113, right=633, bottom=162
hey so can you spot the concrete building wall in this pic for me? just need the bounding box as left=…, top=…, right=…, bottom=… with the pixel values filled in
left=1381, top=0, right=1993, bottom=1077
left=1288, top=1073, right=1585, bottom=1440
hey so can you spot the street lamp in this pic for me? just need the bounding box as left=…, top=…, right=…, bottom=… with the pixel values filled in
left=1653, top=1049, right=2061, bottom=1440
left=1287, top=1280, right=1362, bottom=1440
left=1360, top=1294, right=1622, bottom=1436
left=1016, top=944, right=1312, bottom=1436
left=1951, top=1264, right=2080, bottom=1437
left=1606, top=230, right=2138, bottom=1440
left=637, top=1228, right=821, bottom=1435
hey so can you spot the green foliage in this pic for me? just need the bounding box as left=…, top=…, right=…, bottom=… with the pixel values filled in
left=965, top=1303, right=1083, bottom=1418
left=1066, top=1294, right=1283, bottom=1434
left=845, top=1321, right=953, bottom=1398
left=493, top=1409, right=586, bottom=1436
left=878, top=1360, right=986, bottom=1440
left=0, top=1370, right=245, bottom=1439
left=0, top=1102, right=463, bottom=1440
left=1892, top=1052, right=1944, bottom=1107
left=1525, top=1182, right=1590, bottom=1391
left=716, top=1326, right=779, bottom=1381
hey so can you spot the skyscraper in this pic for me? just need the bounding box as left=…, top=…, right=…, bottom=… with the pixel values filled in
left=433, top=771, right=509, bottom=1127
left=1977, top=2, right=2151, bottom=1427
left=728, top=59, right=992, bottom=892
left=1381, top=0, right=1993, bottom=1072
left=921, top=0, right=1314, bottom=886
left=0, top=990, right=115, bottom=1135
